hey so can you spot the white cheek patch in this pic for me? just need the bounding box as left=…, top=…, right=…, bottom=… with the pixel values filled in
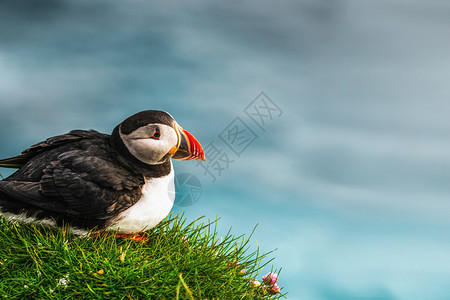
left=128, top=139, right=160, bottom=163
left=120, top=124, right=179, bottom=165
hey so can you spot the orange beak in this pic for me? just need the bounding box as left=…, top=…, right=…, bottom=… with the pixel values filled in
left=171, top=125, right=205, bottom=161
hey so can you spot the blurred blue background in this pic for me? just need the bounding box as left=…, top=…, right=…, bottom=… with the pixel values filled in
left=1, top=1, right=450, bottom=299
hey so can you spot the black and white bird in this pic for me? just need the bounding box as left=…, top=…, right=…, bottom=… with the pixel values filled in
left=0, top=110, right=204, bottom=235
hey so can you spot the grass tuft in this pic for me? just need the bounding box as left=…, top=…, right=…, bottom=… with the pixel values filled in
left=0, top=212, right=285, bottom=299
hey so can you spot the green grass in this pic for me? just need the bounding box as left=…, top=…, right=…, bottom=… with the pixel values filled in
left=0, top=212, right=285, bottom=299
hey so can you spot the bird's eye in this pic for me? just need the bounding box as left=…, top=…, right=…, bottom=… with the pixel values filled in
left=151, top=128, right=161, bottom=140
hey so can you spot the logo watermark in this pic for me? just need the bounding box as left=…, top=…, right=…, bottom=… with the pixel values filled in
left=173, top=173, right=202, bottom=207
left=174, top=92, right=283, bottom=207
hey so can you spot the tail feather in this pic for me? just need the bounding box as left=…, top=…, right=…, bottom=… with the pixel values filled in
left=0, top=154, right=31, bottom=169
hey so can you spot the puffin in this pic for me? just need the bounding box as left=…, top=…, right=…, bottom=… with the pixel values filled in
left=0, top=110, right=205, bottom=235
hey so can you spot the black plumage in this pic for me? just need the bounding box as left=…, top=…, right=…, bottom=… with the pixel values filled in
left=0, top=130, right=149, bottom=230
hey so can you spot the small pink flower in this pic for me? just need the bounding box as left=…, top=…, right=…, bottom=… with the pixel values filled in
left=267, top=284, right=281, bottom=295
left=262, top=272, right=278, bottom=285
left=240, top=269, right=246, bottom=274
left=249, top=280, right=261, bottom=287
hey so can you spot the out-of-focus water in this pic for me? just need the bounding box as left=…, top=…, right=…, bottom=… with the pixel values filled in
left=1, top=1, right=450, bottom=299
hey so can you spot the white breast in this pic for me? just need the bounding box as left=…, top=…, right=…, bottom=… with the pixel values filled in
left=108, top=166, right=175, bottom=233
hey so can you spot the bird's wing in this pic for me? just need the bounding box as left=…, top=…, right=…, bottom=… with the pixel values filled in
left=0, top=130, right=106, bottom=168
left=0, top=150, right=144, bottom=219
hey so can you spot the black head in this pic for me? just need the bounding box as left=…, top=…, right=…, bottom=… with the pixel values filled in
left=110, top=110, right=205, bottom=168
left=119, top=110, right=175, bottom=135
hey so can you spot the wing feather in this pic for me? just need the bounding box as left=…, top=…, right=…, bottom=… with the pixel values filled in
left=0, top=130, right=107, bottom=168
left=38, top=152, right=143, bottom=218
left=0, top=131, right=144, bottom=220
